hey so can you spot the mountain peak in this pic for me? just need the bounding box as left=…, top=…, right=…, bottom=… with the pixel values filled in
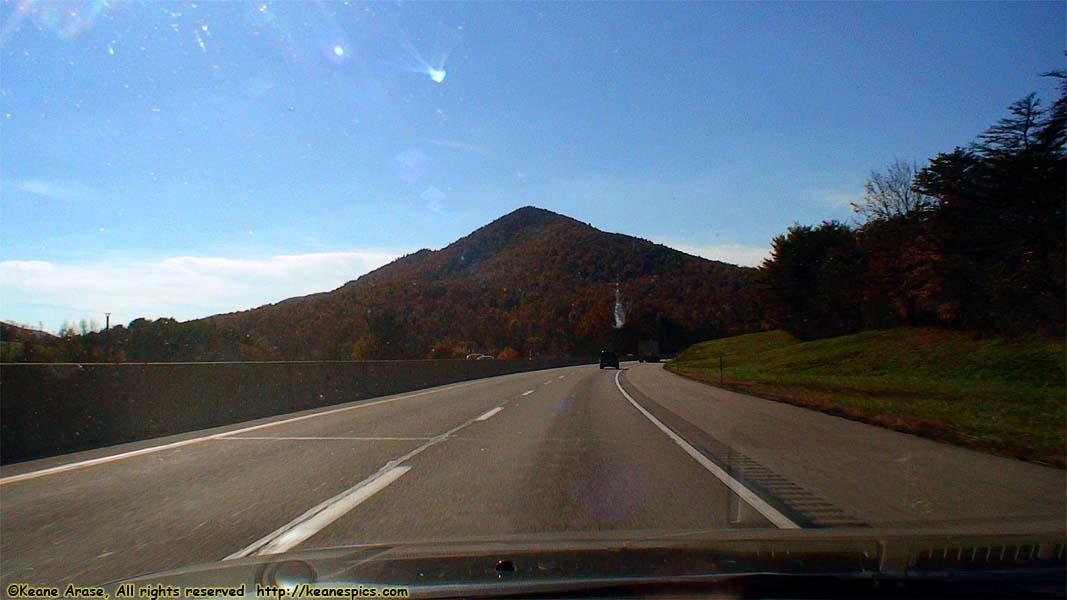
left=488, top=205, right=576, bottom=229
left=206, top=206, right=755, bottom=360
left=444, top=206, right=586, bottom=264
left=509, top=205, right=553, bottom=216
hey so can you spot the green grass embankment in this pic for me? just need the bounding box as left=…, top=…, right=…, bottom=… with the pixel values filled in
left=666, top=329, right=1066, bottom=467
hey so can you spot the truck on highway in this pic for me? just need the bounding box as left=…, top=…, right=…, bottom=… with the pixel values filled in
left=637, top=339, right=660, bottom=363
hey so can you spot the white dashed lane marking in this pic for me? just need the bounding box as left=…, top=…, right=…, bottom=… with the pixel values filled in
left=475, top=407, right=504, bottom=421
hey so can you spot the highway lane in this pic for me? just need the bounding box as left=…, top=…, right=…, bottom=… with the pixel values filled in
left=2, top=362, right=1064, bottom=588
left=0, top=364, right=769, bottom=588
left=298, top=363, right=772, bottom=552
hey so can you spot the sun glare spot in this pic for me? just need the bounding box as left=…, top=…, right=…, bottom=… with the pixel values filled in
left=394, top=23, right=459, bottom=84
left=332, top=44, right=345, bottom=57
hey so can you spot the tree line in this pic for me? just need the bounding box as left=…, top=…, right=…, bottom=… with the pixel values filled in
left=3, top=317, right=283, bottom=363
left=758, top=71, right=1065, bottom=340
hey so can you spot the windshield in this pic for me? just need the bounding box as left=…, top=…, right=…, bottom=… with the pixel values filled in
left=1, top=0, right=1064, bottom=595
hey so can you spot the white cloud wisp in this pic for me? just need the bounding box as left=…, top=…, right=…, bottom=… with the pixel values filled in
left=0, top=250, right=400, bottom=331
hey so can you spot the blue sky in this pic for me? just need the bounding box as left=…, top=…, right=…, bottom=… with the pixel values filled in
left=1, top=1, right=1064, bottom=331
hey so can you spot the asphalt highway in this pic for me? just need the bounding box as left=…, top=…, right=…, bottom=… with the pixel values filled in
left=2, top=363, right=1063, bottom=588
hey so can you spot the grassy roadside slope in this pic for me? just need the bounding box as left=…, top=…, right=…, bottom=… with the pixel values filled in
left=666, top=329, right=1066, bottom=467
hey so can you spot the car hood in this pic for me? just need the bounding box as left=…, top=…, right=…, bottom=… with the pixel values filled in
left=107, top=523, right=1066, bottom=598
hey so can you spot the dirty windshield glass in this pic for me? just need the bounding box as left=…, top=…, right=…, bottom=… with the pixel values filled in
left=1, top=1, right=1064, bottom=597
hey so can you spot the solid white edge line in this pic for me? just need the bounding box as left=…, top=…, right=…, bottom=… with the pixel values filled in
left=475, top=407, right=504, bottom=421
left=0, top=378, right=488, bottom=486
left=216, top=436, right=433, bottom=441
left=612, top=370, right=800, bottom=530
left=256, top=466, right=411, bottom=556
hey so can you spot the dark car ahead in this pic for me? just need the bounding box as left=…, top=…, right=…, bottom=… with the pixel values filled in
left=599, top=350, right=620, bottom=370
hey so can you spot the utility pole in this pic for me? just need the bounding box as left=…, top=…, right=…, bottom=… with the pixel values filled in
left=105, top=312, right=111, bottom=362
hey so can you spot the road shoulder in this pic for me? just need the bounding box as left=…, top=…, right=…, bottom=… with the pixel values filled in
left=625, top=364, right=1066, bottom=530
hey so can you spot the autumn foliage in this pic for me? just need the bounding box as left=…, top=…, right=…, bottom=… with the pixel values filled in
left=758, top=74, right=1066, bottom=339
left=202, top=207, right=756, bottom=360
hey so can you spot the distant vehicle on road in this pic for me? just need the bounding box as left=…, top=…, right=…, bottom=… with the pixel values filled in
left=477, top=355, right=495, bottom=360
left=638, top=339, right=661, bottom=363
left=465, top=353, right=484, bottom=360
left=599, top=350, right=620, bottom=370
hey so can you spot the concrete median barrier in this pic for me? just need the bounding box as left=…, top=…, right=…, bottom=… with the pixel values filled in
left=0, top=358, right=589, bottom=464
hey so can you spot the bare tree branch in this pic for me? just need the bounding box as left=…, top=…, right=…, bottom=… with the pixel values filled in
left=851, top=159, right=933, bottom=221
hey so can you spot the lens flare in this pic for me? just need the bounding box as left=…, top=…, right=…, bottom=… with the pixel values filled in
left=391, top=148, right=428, bottom=185
left=395, top=23, right=460, bottom=83
left=3, top=0, right=108, bottom=44
left=420, top=186, right=446, bottom=212
left=320, top=36, right=351, bottom=65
